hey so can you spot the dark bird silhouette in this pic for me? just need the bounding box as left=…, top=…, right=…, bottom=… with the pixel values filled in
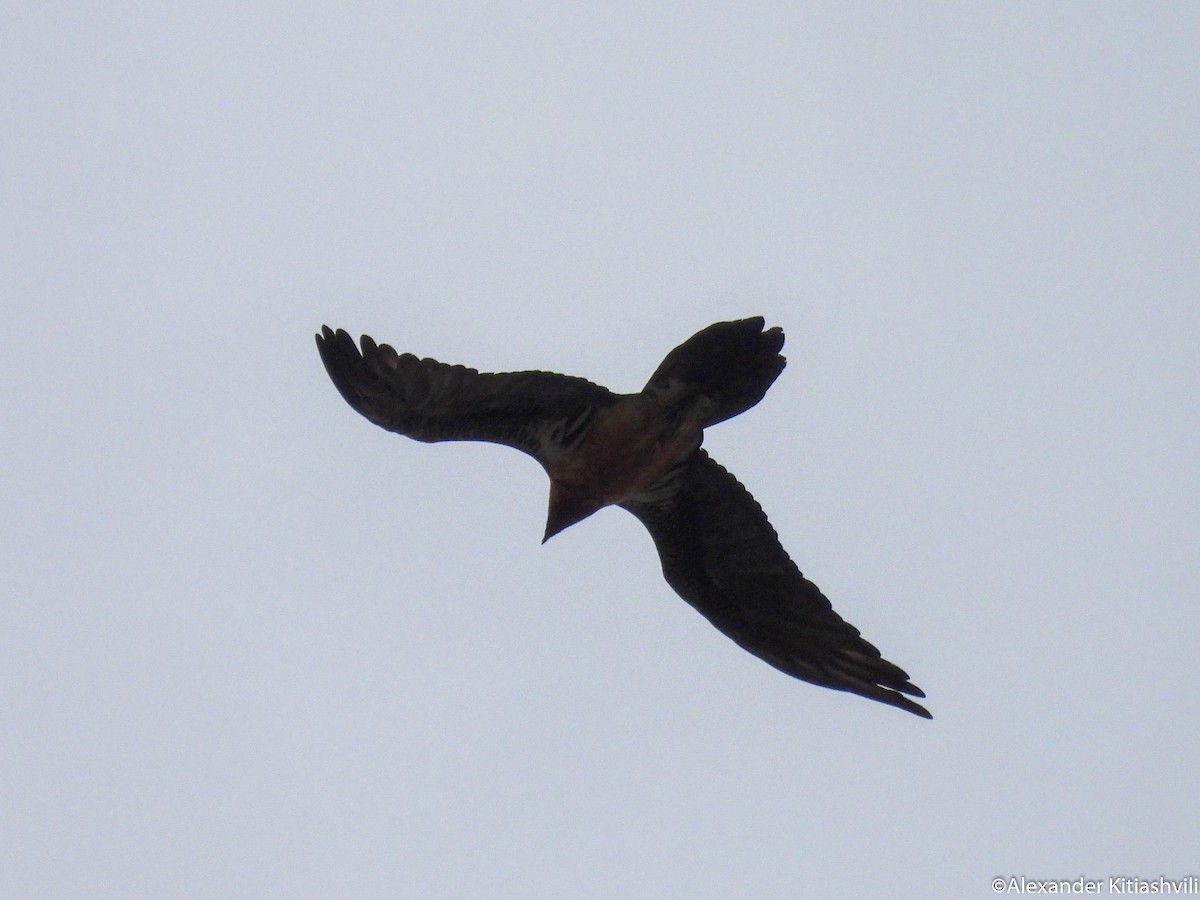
left=315, top=318, right=930, bottom=718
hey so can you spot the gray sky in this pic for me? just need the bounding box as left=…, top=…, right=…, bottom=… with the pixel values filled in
left=3, top=4, right=1197, bottom=898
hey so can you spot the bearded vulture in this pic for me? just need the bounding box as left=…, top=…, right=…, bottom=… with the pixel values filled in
left=316, top=318, right=930, bottom=718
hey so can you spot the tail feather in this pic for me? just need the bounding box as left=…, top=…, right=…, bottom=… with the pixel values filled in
left=642, top=317, right=786, bottom=427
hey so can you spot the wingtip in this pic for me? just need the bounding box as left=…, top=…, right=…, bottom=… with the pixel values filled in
left=878, top=677, right=932, bottom=719
left=850, top=678, right=931, bottom=718
left=907, top=701, right=934, bottom=720
left=315, top=325, right=350, bottom=351
left=888, top=689, right=932, bottom=719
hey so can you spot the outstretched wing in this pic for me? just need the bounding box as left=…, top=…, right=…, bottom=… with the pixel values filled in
left=621, top=449, right=930, bottom=718
left=316, top=326, right=618, bottom=462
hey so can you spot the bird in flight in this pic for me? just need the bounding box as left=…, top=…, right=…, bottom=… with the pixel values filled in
left=315, top=318, right=930, bottom=718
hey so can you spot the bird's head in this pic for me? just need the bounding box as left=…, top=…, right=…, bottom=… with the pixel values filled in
left=543, top=480, right=604, bottom=543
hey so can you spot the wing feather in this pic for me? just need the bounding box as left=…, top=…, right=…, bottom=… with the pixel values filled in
left=316, top=327, right=617, bottom=462
left=621, top=449, right=930, bottom=718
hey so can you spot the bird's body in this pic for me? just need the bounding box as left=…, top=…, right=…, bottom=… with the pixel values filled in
left=545, top=398, right=695, bottom=515
left=316, top=317, right=930, bottom=718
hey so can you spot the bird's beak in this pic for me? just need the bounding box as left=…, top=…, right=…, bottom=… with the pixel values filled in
left=542, top=518, right=568, bottom=544
left=543, top=482, right=601, bottom=543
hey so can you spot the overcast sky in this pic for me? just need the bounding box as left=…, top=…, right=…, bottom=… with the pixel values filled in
left=3, top=4, right=1198, bottom=898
